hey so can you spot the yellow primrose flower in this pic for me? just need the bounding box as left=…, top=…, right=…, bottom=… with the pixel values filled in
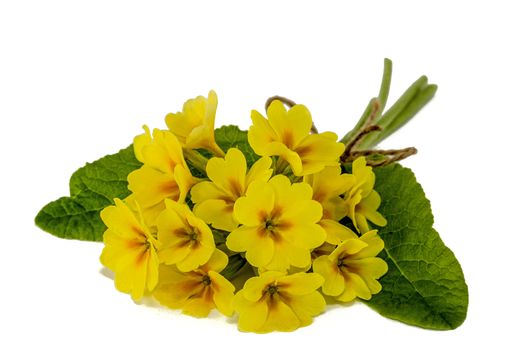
left=233, top=271, right=326, bottom=333
left=191, top=148, right=273, bottom=232
left=133, top=125, right=152, bottom=163
left=226, top=175, right=326, bottom=271
left=156, top=199, right=215, bottom=272
left=248, top=100, right=345, bottom=176
left=100, top=198, right=159, bottom=301
left=312, top=230, right=388, bottom=302
left=154, top=249, right=235, bottom=317
left=304, top=166, right=356, bottom=244
left=344, top=157, right=387, bottom=233
left=165, top=90, right=224, bottom=156
left=128, top=128, right=195, bottom=223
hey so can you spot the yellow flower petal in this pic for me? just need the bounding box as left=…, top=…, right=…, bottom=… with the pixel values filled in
left=320, top=219, right=357, bottom=245
left=157, top=200, right=215, bottom=271
left=353, top=230, right=385, bottom=258
left=338, top=272, right=371, bottom=301
left=194, top=199, right=237, bottom=232
left=259, top=298, right=300, bottom=333
left=294, top=132, right=345, bottom=176
left=245, top=234, right=275, bottom=268
left=358, top=190, right=387, bottom=227
left=226, top=226, right=259, bottom=254
left=200, top=249, right=229, bottom=273
left=242, top=271, right=286, bottom=301
left=133, top=125, right=152, bottom=163
left=165, top=91, right=220, bottom=153
left=313, top=256, right=345, bottom=296
left=209, top=271, right=235, bottom=316
left=346, top=258, right=388, bottom=294
left=190, top=181, right=229, bottom=204
left=267, top=102, right=311, bottom=149
left=233, top=181, right=274, bottom=226
left=182, top=287, right=215, bottom=317
left=287, top=291, right=326, bottom=326
left=234, top=290, right=269, bottom=332
left=100, top=199, right=142, bottom=239
left=248, top=110, right=279, bottom=156
left=245, top=156, right=273, bottom=185
left=128, top=167, right=179, bottom=208
left=278, top=272, right=324, bottom=296
left=206, top=148, right=247, bottom=196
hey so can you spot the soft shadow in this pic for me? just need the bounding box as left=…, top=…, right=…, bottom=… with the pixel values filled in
left=99, top=267, right=114, bottom=280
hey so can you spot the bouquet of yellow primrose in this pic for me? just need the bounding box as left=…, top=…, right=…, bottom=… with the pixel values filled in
left=36, top=59, right=468, bottom=333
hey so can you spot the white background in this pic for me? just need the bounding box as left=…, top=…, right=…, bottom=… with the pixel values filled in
left=1, top=0, right=523, bottom=349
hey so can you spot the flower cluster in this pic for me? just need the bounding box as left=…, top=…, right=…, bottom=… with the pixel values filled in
left=99, top=91, right=388, bottom=333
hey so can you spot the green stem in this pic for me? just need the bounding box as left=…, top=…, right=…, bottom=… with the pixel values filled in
left=340, top=58, right=392, bottom=144
left=183, top=149, right=209, bottom=174
left=376, top=84, right=438, bottom=143
left=358, top=75, right=429, bottom=149
left=377, top=58, right=393, bottom=114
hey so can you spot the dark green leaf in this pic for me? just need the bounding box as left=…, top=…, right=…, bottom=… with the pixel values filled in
left=35, top=145, right=141, bottom=241
left=364, top=164, right=468, bottom=330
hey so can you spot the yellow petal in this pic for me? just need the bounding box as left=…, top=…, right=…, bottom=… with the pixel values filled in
left=278, top=224, right=325, bottom=255
left=339, top=272, right=371, bottom=301
left=267, top=102, right=311, bottom=149
left=128, top=166, right=179, bottom=208
left=245, top=156, right=273, bottom=186
left=320, top=219, right=357, bottom=245
left=312, top=256, right=345, bottom=296
left=190, top=181, right=230, bottom=204
left=201, top=249, right=229, bottom=273
left=154, top=276, right=202, bottom=309
left=336, top=238, right=368, bottom=257
left=353, top=230, right=385, bottom=258
left=209, top=271, right=235, bottom=316
left=182, top=287, right=215, bottom=317
left=100, top=199, right=142, bottom=239
left=294, top=132, right=345, bottom=176
left=157, top=263, right=188, bottom=284
left=242, top=271, right=286, bottom=302
left=359, top=190, right=387, bottom=227
left=355, top=212, right=371, bottom=233
left=307, top=166, right=353, bottom=203
left=234, top=290, right=269, bottom=332
left=346, top=257, right=388, bottom=294
left=226, top=226, right=260, bottom=253
left=259, top=298, right=300, bottom=333
left=278, top=272, right=324, bottom=296
left=352, top=157, right=375, bottom=197
left=248, top=110, right=279, bottom=156
left=133, top=125, right=152, bottom=163
left=206, top=148, right=247, bottom=197
left=264, top=241, right=294, bottom=271
left=287, top=291, right=326, bottom=326
left=142, top=129, right=186, bottom=173
left=233, top=181, right=274, bottom=226
left=146, top=250, right=160, bottom=291
left=321, top=195, right=349, bottom=221
left=276, top=147, right=303, bottom=176
left=173, top=164, right=194, bottom=204
left=246, top=234, right=275, bottom=268
left=194, top=199, right=237, bottom=232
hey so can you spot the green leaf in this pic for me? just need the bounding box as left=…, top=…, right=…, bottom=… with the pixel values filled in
left=364, top=164, right=468, bottom=329
left=215, top=125, right=259, bottom=166
left=35, top=145, right=141, bottom=241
